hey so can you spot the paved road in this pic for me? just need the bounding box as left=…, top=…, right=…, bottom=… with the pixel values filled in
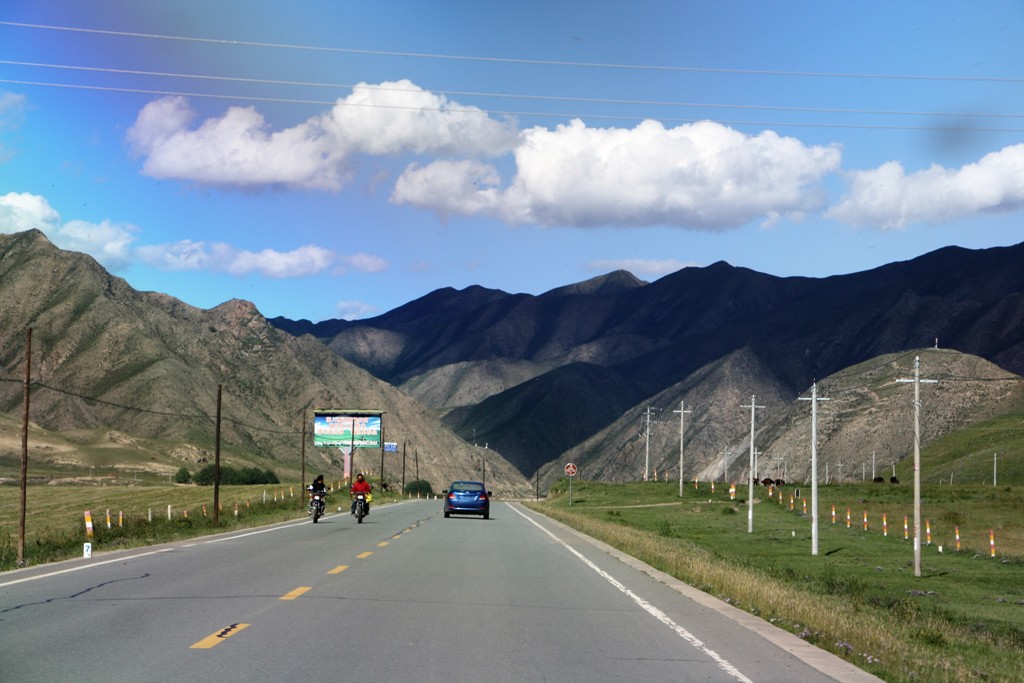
left=0, top=500, right=880, bottom=682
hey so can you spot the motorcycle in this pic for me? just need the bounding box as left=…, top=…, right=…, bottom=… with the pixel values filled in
left=307, top=487, right=328, bottom=523
left=352, top=492, right=371, bottom=523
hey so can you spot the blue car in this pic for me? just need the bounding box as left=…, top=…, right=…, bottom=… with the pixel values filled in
left=443, top=481, right=490, bottom=519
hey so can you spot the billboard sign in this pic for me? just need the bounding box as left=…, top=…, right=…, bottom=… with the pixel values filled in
left=313, top=410, right=382, bottom=449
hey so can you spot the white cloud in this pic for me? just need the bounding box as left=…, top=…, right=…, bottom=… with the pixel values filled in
left=827, top=144, right=1024, bottom=229
left=136, top=241, right=336, bottom=278
left=392, top=119, right=841, bottom=229
left=0, top=192, right=137, bottom=270
left=125, top=82, right=517, bottom=191
left=335, top=300, right=378, bottom=320
left=0, top=91, right=26, bottom=129
left=55, top=219, right=138, bottom=271
left=586, top=258, right=697, bottom=277
left=0, top=91, right=26, bottom=163
left=0, top=192, right=60, bottom=233
left=342, top=252, right=389, bottom=274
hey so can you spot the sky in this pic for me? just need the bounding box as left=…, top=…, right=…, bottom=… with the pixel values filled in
left=1, top=1, right=1022, bottom=322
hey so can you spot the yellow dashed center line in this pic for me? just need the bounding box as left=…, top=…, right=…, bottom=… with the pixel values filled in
left=280, top=586, right=312, bottom=600
left=328, top=565, right=349, bottom=574
left=356, top=551, right=373, bottom=559
left=377, top=541, right=389, bottom=547
left=190, top=623, right=250, bottom=649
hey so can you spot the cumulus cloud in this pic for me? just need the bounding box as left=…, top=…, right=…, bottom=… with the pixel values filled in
left=1, top=192, right=360, bottom=279
left=826, top=144, right=1024, bottom=229
left=135, top=241, right=338, bottom=278
left=0, top=191, right=60, bottom=233
left=0, top=192, right=137, bottom=270
left=126, top=81, right=517, bottom=190
left=586, top=258, right=697, bottom=277
left=392, top=119, right=841, bottom=229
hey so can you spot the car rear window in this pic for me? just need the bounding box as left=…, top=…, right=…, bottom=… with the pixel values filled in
left=452, top=482, right=484, bottom=492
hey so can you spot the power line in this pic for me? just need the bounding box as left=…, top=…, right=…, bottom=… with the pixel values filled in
left=4, top=78, right=1023, bottom=134
left=4, top=60, right=1022, bottom=122
left=3, top=21, right=1023, bottom=84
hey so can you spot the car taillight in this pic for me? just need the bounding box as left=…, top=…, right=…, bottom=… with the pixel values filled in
left=479, top=493, right=488, bottom=500
left=448, top=492, right=456, bottom=499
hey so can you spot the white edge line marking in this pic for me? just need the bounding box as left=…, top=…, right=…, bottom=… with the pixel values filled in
left=508, top=503, right=753, bottom=683
left=1, top=515, right=320, bottom=587
left=0, top=548, right=175, bottom=588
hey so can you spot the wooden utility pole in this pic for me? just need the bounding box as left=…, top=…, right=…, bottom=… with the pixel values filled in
left=213, top=384, right=222, bottom=524
left=18, top=328, right=31, bottom=566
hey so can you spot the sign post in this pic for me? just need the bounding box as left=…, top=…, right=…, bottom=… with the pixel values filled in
left=564, top=462, right=578, bottom=506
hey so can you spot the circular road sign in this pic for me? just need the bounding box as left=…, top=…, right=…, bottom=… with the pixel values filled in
left=564, top=463, right=578, bottom=477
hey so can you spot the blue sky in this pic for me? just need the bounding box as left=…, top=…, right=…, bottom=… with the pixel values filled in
left=1, top=1, right=1022, bottom=322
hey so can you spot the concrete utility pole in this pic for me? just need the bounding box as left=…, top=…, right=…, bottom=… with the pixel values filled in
left=642, top=406, right=659, bottom=481
left=742, top=395, right=765, bottom=533
left=897, top=356, right=938, bottom=578
left=673, top=401, right=692, bottom=496
left=800, top=382, right=829, bottom=556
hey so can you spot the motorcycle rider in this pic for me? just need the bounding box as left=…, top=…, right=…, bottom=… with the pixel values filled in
left=350, top=473, right=372, bottom=515
left=308, top=474, right=328, bottom=515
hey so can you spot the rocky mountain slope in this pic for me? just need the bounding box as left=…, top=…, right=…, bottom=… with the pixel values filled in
left=0, top=230, right=528, bottom=493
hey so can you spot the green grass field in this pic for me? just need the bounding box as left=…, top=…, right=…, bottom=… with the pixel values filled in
left=527, top=479, right=1024, bottom=683
left=0, top=480, right=399, bottom=569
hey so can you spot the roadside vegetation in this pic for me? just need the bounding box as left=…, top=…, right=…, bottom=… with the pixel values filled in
left=526, top=480, right=1024, bottom=683
left=0, top=479, right=403, bottom=570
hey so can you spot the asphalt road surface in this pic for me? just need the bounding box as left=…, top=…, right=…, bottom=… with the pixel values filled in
left=0, top=499, right=881, bottom=682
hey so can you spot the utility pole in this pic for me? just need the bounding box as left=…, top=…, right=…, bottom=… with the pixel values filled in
left=994, top=453, right=997, bottom=487
left=897, top=356, right=938, bottom=578
left=772, top=454, right=784, bottom=480
left=742, top=395, right=765, bottom=533
left=642, top=406, right=659, bottom=482
left=800, top=382, right=829, bottom=556
left=213, top=384, right=222, bottom=525
left=18, top=328, right=31, bottom=567
left=673, top=401, right=692, bottom=496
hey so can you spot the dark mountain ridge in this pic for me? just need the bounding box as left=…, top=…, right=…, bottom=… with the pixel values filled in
left=272, top=240, right=1024, bottom=477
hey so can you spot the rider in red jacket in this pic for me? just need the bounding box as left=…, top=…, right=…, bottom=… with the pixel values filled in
left=350, top=473, right=372, bottom=515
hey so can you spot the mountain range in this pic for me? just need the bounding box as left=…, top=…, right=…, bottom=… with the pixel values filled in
left=0, top=230, right=527, bottom=493
left=271, top=240, right=1024, bottom=486
left=3, top=228, right=1022, bottom=493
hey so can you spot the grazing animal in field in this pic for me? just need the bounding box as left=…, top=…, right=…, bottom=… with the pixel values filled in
left=774, top=479, right=785, bottom=487
left=873, top=477, right=885, bottom=483
left=761, top=477, right=774, bottom=487
left=890, top=476, right=900, bottom=484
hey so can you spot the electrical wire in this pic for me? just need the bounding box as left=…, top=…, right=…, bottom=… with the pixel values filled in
left=3, top=21, right=1023, bottom=84
left=4, top=59, right=1022, bottom=121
